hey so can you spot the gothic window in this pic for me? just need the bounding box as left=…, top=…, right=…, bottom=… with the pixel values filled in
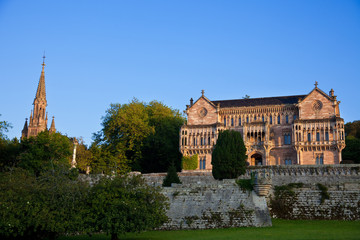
left=208, top=137, right=210, bottom=145
left=246, top=116, right=249, bottom=123
left=182, top=138, right=184, bottom=146
left=308, top=133, right=311, bottom=142
left=224, top=117, right=226, bottom=126
left=185, top=138, right=187, bottom=145
left=325, top=132, right=329, bottom=141
left=239, top=117, right=241, bottom=126
left=316, top=155, right=324, bottom=165
left=270, top=116, right=272, bottom=124
left=293, top=115, right=297, bottom=120
left=185, top=131, right=187, bottom=135
left=285, top=159, right=292, bottom=165
left=277, top=115, right=280, bottom=124
left=193, top=137, right=196, bottom=146
left=286, top=115, right=289, bottom=124
left=199, top=157, right=206, bottom=170
left=201, top=137, right=203, bottom=146
left=254, top=116, right=257, bottom=121
left=262, top=116, right=265, bottom=122
left=284, top=134, right=291, bottom=145
left=316, top=132, right=320, bottom=141
left=231, top=118, right=234, bottom=126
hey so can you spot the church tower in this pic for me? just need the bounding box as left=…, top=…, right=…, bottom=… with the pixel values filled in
left=22, top=56, right=56, bottom=139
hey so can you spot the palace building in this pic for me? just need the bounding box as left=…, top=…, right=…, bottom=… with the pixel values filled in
left=22, top=56, right=56, bottom=139
left=179, top=83, right=345, bottom=169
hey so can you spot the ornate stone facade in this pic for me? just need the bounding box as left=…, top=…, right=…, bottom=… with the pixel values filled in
left=180, top=83, right=345, bottom=170
left=22, top=56, right=56, bottom=139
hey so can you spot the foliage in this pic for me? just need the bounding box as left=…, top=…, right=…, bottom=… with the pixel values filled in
left=93, top=99, right=185, bottom=174
left=273, top=183, right=304, bottom=199
left=162, top=163, right=181, bottom=187
left=0, top=114, right=11, bottom=140
left=236, top=173, right=255, bottom=191
left=316, top=183, right=330, bottom=204
left=140, top=101, right=184, bottom=173
left=345, top=120, right=360, bottom=139
left=342, top=136, right=360, bottom=164
left=211, top=130, right=247, bottom=180
left=182, top=154, right=198, bottom=170
left=57, top=219, right=360, bottom=240
left=88, top=175, right=169, bottom=240
left=18, top=131, right=72, bottom=176
left=72, top=138, right=93, bottom=173
left=0, top=137, right=20, bottom=172
left=0, top=168, right=90, bottom=240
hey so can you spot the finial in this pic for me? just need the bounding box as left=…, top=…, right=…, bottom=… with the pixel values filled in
left=201, top=89, right=205, bottom=96
left=329, top=88, right=334, bottom=97
left=314, top=81, right=318, bottom=88
left=25, top=118, right=28, bottom=121
left=42, top=52, right=46, bottom=68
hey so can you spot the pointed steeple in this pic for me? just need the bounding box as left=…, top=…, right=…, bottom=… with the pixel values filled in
left=21, top=118, right=28, bottom=140
left=34, top=55, right=47, bottom=104
left=49, top=116, right=56, bottom=133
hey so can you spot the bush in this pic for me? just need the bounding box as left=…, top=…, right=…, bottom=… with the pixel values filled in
left=211, top=130, right=247, bottom=180
left=89, top=175, right=169, bottom=240
left=163, top=163, right=181, bottom=187
left=182, top=154, right=198, bottom=170
left=0, top=168, right=90, bottom=240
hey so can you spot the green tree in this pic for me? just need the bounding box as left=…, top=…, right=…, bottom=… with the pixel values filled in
left=162, top=162, right=182, bottom=187
left=0, top=137, right=20, bottom=172
left=89, top=175, right=168, bottom=240
left=211, top=130, right=247, bottom=180
left=345, top=120, right=360, bottom=139
left=94, top=99, right=185, bottom=173
left=342, top=136, right=360, bottom=164
left=73, top=138, right=93, bottom=174
left=140, top=101, right=184, bottom=173
left=0, top=114, right=11, bottom=140
left=18, top=131, right=72, bottom=176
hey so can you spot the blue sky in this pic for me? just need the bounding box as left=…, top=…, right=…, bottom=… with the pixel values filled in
left=1, top=0, right=359, bottom=145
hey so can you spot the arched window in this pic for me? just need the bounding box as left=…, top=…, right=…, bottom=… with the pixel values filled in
left=208, top=137, right=210, bottom=145
left=201, top=137, right=204, bottom=146
left=185, top=138, right=187, bottom=145
left=224, top=117, right=226, bottom=126
left=316, top=132, right=320, bottom=141
left=246, top=116, right=249, bottom=123
left=270, top=116, right=273, bottom=124
left=231, top=118, right=234, bottom=126
left=325, top=132, right=329, bottom=141
left=307, top=133, right=311, bottom=142
left=286, top=115, right=289, bottom=124
left=238, top=117, right=241, bottom=126
left=262, top=115, right=265, bottom=122
left=277, top=115, right=280, bottom=124
left=254, top=116, right=257, bottom=121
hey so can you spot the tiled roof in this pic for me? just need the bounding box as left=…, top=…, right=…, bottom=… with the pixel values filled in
left=211, top=95, right=307, bottom=108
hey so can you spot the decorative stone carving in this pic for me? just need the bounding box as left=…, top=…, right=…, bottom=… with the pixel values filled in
left=253, top=169, right=272, bottom=196
left=198, top=107, right=208, bottom=118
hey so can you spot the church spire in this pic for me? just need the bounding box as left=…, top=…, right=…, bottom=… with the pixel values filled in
left=49, top=116, right=56, bottom=133
left=34, top=54, right=47, bottom=104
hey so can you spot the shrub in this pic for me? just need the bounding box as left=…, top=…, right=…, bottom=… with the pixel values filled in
left=182, top=154, right=198, bottom=170
left=163, top=163, right=181, bottom=187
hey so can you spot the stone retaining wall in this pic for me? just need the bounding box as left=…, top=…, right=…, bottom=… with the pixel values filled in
left=160, top=180, right=271, bottom=230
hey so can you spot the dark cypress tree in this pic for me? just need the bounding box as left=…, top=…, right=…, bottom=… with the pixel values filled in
left=211, top=130, right=247, bottom=180
left=162, top=162, right=181, bottom=187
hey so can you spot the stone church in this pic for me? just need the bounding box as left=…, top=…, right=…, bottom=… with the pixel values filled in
left=22, top=56, right=56, bottom=139
left=180, top=83, right=345, bottom=169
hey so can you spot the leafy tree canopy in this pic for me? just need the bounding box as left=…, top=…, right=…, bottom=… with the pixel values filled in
left=93, top=99, right=185, bottom=173
left=18, top=131, right=72, bottom=176
left=162, top=162, right=181, bottom=187
left=0, top=114, right=11, bottom=140
left=345, top=120, right=360, bottom=139
left=211, top=130, right=247, bottom=180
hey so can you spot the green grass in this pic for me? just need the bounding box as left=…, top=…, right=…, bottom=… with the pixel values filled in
left=60, top=219, right=360, bottom=240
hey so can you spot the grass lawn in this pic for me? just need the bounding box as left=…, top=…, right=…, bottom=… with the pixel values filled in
left=60, top=219, right=360, bottom=240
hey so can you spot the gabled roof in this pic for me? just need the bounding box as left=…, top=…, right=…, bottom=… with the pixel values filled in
left=211, top=95, right=306, bottom=108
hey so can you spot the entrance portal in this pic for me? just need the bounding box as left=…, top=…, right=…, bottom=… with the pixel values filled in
left=251, top=153, right=263, bottom=166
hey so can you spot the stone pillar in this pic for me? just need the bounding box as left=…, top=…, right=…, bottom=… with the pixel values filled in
left=253, top=169, right=272, bottom=196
